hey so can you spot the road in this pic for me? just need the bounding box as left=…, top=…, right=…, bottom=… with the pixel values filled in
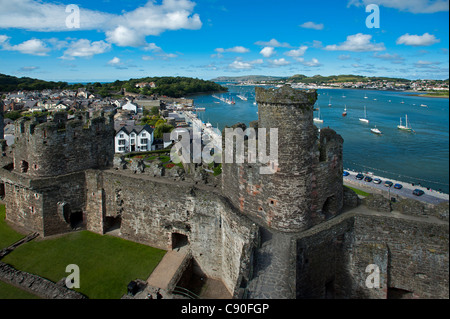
left=343, top=170, right=449, bottom=205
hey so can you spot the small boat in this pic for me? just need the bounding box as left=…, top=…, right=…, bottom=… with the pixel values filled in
left=400, top=100, right=405, bottom=104
left=328, top=97, right=332, bottom=106
left=371, top=126, right=382, bottom=134
left=364, top=94, right=368, bottom=99
left=397, top=114, right=413, bottom=132
left=314, top=105, right=324, bottom=123
left=342, top=105, right=347, bottom=117
left=359, top=106, right=369, bottom=123
left=420, top=104, right=428, bottom=107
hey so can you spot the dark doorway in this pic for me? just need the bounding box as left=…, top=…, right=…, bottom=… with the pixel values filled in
left=70, top=211, right=84, bottom=229
left=20, top=160, right=29, bottom=173
left=131, top=145, right=136, bottom=152
left=104, top=216, right=122, bottom=233
left=0, top=183, right=5, bottom=199
left=322, top=196, right=335, bottom=219
left=172, top=233, right=189, bottom=250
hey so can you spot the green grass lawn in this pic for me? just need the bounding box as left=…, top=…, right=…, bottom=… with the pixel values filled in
left=2, top=231, right=166, bottom=299
left=345, top=186, right=370, bottom=197
left=0, top=204, right=25, bottom=250
left=0, top=281, right=40, bottom=299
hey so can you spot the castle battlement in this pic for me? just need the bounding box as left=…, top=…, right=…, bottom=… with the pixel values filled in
left=12, top=111, right=115, bottom=178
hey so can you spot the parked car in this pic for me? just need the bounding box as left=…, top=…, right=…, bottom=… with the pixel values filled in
left=413, top=189, right=425, bottom=196
left=364, top=176, right=373, bottom=182
left=384, top=181, right=393, bottom=187
left=373, top=178, right=382, bottom=184
left=343, top=171, right=350, bottom=176
left=394, top=183, right=403, bottom=189
left=355, top=173, right=364, bottom=180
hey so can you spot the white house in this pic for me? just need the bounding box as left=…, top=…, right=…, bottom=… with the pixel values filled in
left=115, top=124, right=154, bottom=153
left=122, top=101, right=138, bottom=114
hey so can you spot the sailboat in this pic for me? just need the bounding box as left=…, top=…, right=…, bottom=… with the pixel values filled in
left=371, top=126, right=382, bottom=135
left=359, top=106, right=369, bottom=123
left=342, top=105, right=347, bottom=117
left=364, top=94, right=368, bottom=99
left=328, top=97, right=332, bottom=107
left=400, top=100, right=405, bottom=104
left=314, top=104, right=324, bottom=123
left=397, top=114, right=413, bottom=132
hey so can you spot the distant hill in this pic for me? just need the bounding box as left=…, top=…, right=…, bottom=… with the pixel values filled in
left=0, top=74, right=228, bottom=98
left=288, top=74, right=411, bottom=84
left=0, top=73, right=69, bottom=92
left=211, top=75, right=287, bottom=82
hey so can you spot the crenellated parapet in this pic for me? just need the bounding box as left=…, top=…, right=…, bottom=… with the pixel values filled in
left=222, top=85, right=344, bottom=232
left=12, top=111, right=115, bottom=177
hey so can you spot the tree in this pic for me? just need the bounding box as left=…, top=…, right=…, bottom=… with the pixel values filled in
left=154, top=123, right=174, bottom=139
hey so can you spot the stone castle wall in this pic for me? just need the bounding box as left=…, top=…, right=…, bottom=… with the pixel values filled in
left=13, top=112, right=114, bottom=178
left=295, top=213, right=449, bottom=299
left=222, top=86, right=344, bottom=232
left=85, top=169, right=259, bottom=296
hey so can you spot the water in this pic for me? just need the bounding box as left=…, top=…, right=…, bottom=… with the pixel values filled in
left=191, top=85, right=449, bottom=194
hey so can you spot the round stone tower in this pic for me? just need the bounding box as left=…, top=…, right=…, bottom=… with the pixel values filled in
left=222, top=85, right=343, bottom=232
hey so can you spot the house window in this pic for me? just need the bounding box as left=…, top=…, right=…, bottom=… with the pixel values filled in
left=119, top=147, right=125, bottom=152
left=119, top=139, right=126, bottom=145
left=131, top=139, right=135, bottom=145
left=141, top=139, right=148, bottom=144
left=141, top=146, right=147, bottom=151
left=142, top=133, right=147, bottom=137
left=119, top=134, right=124, bottom=138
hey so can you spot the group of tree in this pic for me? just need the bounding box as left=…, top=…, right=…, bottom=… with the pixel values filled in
left=0, top=73, right=69, bottom=92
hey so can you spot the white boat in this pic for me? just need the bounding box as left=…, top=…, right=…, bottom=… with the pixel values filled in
left=359, top=106, right=369, bottom=123
left=237, top=94, right=248, bottom=101
left=364, top=94, right=368, bottom=99
left=342, top=105, right=347, bottom=117
left=371, top=126, right=382, bottom=134
left=313, top=104, right=323, bottom=123
left=328, top=97, right=332, bottom=106
left=420, top=104, right=428, bottom=107
left=400, top=100, right=405, bottom=104
left=397, top=114, right=413, bottom=132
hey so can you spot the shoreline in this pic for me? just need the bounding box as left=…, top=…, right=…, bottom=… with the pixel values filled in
left=408, top=94, right=449, bottom=99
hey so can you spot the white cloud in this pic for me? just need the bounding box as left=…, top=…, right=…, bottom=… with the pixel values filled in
left=285, top=46, right=308, bottom=57
left=373, top=52, right=405, bottom=63
left=414, top=60, right=442, bottom=68
left=0, top=36, right=50, bottom=56
left=0, top=0, right=202, bottom=49
left=295, top=57, right=322, bottom=67
left=61, top=39, right=111, bottom=59
left=212, top=46, right=250, bottom=58
left=324, top=33, right=385, bottom=52
left=108, top=57, right=121, bottom=65
left=19, top=66, right=39, bottom=72
left=228, top=58, right=263, bottom=70
left=300, top=22, right=324, bottom=30
left=269, top=58, right=290, bottom=66
left=260, top=47, right=276, bottom=58
left=255, top=39, right=291, bottom=48
left=338, top=54, right=351, bottom=60
left=396, top=33, right=440, bottom=46
left=347, top=0, right=449, bottom=14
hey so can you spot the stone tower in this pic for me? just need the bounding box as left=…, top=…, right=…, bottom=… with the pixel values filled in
left=222, top=85, right=344, bottom=232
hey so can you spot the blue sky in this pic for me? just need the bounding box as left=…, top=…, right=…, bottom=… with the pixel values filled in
left=0, top=0, right=448, bottom=82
